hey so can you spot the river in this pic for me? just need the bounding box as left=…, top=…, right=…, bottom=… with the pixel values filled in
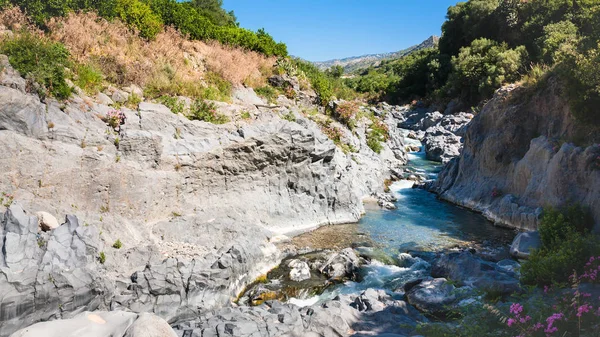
left=243, top=134, right=515, bottom=307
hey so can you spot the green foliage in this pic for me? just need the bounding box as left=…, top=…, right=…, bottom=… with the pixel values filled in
left=158, top=95, right=185, bottom=114
left=0, top=33, right=72, bottom=99
left=201, top=72, right=231, bottom=102
left=286, top=58, right=355, bottom=105
left=366, top=117, right=389, bottom=154
left=190, top=0, right=237, bottom=26
left=7, top=0, right=73, bottom=26
left=98, top=251, right=106, bottom=264
left=255, top=85, right=279, bottom=104
left=5, top=0, right=285, bottom=56
left=189, top=99, right=229, bottom=124
left=325, top=65, right=344, bottom=78
left=112, top=239, right=122, bottom=249
left=114, top=0, right=163, bottom=39
left=345, top=70, right=395, bottom=97
left=521, top=205, right=598, bottom=286
left=281, top=110, right=296, bottom=122
left=559, top=43, right=600, bottom=125
left=74, top=63, right=104, bottom=94
left=448, top=38, right=527, bottom=103
left=538, top=20, right=579, bottom=64
left=146, top=0, right=287, bottom=56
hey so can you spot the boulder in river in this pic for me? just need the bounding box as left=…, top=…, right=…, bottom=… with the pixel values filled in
left=320, top=248, right=361, bottom=280
left=432, top=251, right=521, bottom=296
left=288, top=259, right=311, bottom=282
left=406, top=278, right=457, bottom=314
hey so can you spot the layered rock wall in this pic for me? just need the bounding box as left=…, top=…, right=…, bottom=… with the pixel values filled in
left=430, top=80, right=600, bottom=230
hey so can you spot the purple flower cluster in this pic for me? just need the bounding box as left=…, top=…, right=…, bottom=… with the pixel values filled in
left=504, top=256, right=600, bottom=336
left=105, top=109, right=126, bottom=130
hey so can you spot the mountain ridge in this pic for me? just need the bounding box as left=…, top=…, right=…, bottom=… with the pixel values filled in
left=313, top=35, right=439, bottom=73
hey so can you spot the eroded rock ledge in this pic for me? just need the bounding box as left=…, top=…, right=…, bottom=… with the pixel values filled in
left=429, top=80, right=600, bottom=230
left=0, top=56, right=409, bottom=335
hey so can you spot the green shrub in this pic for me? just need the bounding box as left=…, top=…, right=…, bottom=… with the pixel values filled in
left=114, top=0, right=163, bottom=40
left=559, top=44, right=600, bottom=125
left=98, top=251, right=106, bottom=264
left=281, top=110, right=296, bottom=122
left=448, top=38, right=528, bottom=104
left=74, top=63, right=104, bottom=94
left=366, top=117, right=389, bottom=154
left=255, top=85, right=278, bottom=104
left=538, top=20, right=580, bottom=64
left=200, top=72, right=231, bottom=102
left=146, top=0, right=287, bottom=56
left=0, top=33, right=72, bottom=99
left=158, top=95, right=185, bottom=114
left=189, top=99, right=229, bottom=124
left=521, top=205, right=598, bottom=286
left=112, top=239, right=122, bottom=249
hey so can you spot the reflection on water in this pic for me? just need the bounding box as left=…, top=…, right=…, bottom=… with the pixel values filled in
left=360, top=149, right=513, bottom=255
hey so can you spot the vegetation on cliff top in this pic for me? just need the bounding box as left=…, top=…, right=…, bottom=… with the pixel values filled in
left=0, top=0, right=287, bottom=56
left=349, top=0, right=600, bottom=125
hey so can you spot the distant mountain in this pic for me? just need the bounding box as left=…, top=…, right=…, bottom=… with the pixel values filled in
left=314, top=36, right=439, bottom=73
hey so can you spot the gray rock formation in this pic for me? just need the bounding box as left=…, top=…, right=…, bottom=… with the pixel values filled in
left=406, top=278, right=457, bottom=314
left=510, top=231, right=541, bottom=259
left=422, top=126, right=462, bottom=164
left=319, top=248, right=361, bottom=280
left=398, top=109, right=473, bottom=163
left=173, top=289, right=427, bottom=337
left=288, top=259, right=311, bottom=282
left=429, top=81, right=600, bottom=230
left=431, top=251, right=520, bottom=295
left=11, top=311, right=175, bottom=337
left=0, top=55, right=409, bottom=336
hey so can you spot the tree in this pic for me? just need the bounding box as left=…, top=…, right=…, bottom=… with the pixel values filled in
left=538, top=20, right=579, bottom=63
left=326, top=65, right=344, bottom=78
left=448, top=38, right=527, bottom=103
left=191, top=0, right=236, bottom=26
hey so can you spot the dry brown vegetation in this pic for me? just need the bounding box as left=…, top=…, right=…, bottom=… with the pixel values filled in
left=47, top=12, right=275, bottom=95
left=0, top=8, right=275, bottom=99
left=0, top=6, right=40, bottom=34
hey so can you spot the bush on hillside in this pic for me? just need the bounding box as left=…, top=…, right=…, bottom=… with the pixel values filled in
left=559, top=44, right=600, bottom=125
left=0, top=33, right=72, bottom=99
left=114, top=0, right=163, bottom=39
left=3, top=0, right=286, bottom=56
left=189, top=99, right=229, bottom=124
left=146, top=0, right=287, bottom=56
left=447, top=38, right=527, bottom=104
left=538, top=20, right=580, bottom=64
left=521, top=205, right=598, bottom=286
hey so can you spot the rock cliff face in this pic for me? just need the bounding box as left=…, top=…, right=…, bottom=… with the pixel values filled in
left=430, top=79, right=600, bottom=230
left=0, top=57, right=407, bottom=336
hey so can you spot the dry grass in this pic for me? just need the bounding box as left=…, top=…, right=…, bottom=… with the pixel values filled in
left=43, top=12, right=274, bottom=97
left=0, top=6, right=41, bottom=35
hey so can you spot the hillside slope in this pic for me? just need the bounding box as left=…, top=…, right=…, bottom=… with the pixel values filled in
left=314, top=35, right=439, bottom=73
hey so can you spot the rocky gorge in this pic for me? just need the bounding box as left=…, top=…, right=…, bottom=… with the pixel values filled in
left=0, top=53, right=415, bottom=336
left=1, top=50, right=599, bottom=336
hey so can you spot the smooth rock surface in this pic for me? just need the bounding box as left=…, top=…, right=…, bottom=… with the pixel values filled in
left=429, top=81, right=600, bottom=229
left=510, top=231, right=541, bottom=259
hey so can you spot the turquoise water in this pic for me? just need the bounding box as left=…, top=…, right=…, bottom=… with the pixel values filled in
left=296, top=142, right=514, bottom=304
left=361, top=148, right=513, bottom=255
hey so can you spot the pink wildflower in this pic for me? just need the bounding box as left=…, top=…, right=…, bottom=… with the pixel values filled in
left=510, top=303, right=524, bottom=315
left=507, top=318, right=516, bottom=327
left=577, top=304, right=592, bottom=317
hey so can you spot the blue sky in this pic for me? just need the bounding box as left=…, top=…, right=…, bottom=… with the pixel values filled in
left=223, top=0, right=458, bottom=62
